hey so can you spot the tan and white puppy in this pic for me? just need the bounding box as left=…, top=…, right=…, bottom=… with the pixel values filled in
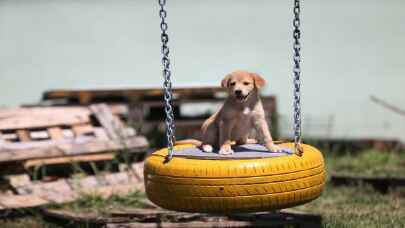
left=176, top=70, right=282, bottom=155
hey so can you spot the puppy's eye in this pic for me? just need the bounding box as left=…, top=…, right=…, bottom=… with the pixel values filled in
left=230, top=82, right=236, bottom=86
left=243, top=82, right=250, bottom=85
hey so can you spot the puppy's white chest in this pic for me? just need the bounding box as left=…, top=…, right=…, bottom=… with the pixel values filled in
left=243, top=107, right=251, bottom=115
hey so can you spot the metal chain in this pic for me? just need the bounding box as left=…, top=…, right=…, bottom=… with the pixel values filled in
left=158, top=0, right=175, bottom=160
left=293, top=0, right=303, bottom=156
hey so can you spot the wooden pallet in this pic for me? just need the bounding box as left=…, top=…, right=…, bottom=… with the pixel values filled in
left=0, top=104, right=148, bottom=169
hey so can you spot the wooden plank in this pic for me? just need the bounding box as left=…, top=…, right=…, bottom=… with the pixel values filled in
left=107, top=221, right=311, bottom=228
left=110, top=208, right=197, bottom=220
left=0, top=135, right=95, bottom=150
left=48, top=127, right=63, bottom=140
left=0, top=136, right=148, bottom=163
left=4, top=174, right=31, bottom=189
left=62, top=129, right=75, bottom=138
left=131, top=162, right=144, bottom=181
left=41, top=209, right=129, bottom=225
left=106, top=211, right=322, bottom=228
left=43, top=87, right=224, bottom=101
left=93, top=127, right=109, bottom=140
left=69, top=176, right=101, bottom=190
left=16, top=129, right=30, bottom=142
left=108, top=104, right=129, bottom=116
left=24, top=153, right=116, bottom=169
left=103, top=172, right=141, bottom=188
left=16, top=179, right=75, bottom=203
left=0, top=107, right=91, bottom=130
left=43, top=209, right=300, bottom=228
left=90, top=104, right=125, bottom=139
left=72, top=124, right=94, bottom=136
left=78, top=91, right=92, bottom=104
left=0, top=195, right=48, bottom=209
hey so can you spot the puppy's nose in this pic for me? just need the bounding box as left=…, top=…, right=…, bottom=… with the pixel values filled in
left=235, top=90, right=242, bottom=96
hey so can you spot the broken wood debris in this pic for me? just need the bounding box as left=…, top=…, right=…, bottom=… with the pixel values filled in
left=0, top=162, right=145, bottom=210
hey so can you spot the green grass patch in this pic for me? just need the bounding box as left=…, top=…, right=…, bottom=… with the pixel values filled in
left=325, top=149, right=405, bottom=177
left=294, top=184, right=405, bottom=228
left=0, top=217, right=57, bottom=228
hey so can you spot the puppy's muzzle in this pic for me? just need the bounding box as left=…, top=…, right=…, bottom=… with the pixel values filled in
left=235, top=90, right=242, bottom=96
left=235, top=90, right=250, bottom=102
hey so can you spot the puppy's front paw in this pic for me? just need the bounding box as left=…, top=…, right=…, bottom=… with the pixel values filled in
left=266, top=143, right=282, bottom=153
left=202, top=144, right=213, bottom=153
left=219, top=145, right=234, bottom=155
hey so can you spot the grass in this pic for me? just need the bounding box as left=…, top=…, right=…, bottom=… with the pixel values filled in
left=2, top=185, right=404, bottom=228
left=325, top=149, right=405, bottom=177
left=0, top=211, right=58, bottom=228
left=294, top=184, right=405, bottom=228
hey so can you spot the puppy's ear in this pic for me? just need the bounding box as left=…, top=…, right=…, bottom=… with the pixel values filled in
left=251, top=73, right=266, bottom=89
left=221, top=74, right=232, bottom=88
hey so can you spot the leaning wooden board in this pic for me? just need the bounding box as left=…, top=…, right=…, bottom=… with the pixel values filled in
left=0, top=104, right=148, bottom=164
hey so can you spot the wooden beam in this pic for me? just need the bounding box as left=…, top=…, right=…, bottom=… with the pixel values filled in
left=0, top=136, right=148, bottom=163
left=0, top=107, right=91, bottom=130
left=41, top=209, right=130, bottom=225
left=106, top=221, right=310, bottom=228
left=0, top=195, right=48, bottom=209
left=0, top=136, right=95, bottom=150
left=93, top=128, right=109, bottom=140
left=90, top=104, right=125, bottom=139
left=72, top=124, right=94, bottom=136
left=109, top=104, right=129, bottom=116
left=24, top=153, right=116, bottom=169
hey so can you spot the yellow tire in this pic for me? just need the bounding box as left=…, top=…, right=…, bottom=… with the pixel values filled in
left=144, top=143, right=326, bottom=213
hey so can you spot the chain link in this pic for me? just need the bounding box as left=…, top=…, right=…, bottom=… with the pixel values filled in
left=158, top=0, right=175, bottom=160
left=293, top=0, right=303, bottom=156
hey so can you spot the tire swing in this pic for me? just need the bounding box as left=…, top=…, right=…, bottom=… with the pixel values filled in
left=144, top=0, right=326, bottom=213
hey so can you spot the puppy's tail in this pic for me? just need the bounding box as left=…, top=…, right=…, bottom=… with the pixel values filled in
left=174, top=139, right=203, bottom=147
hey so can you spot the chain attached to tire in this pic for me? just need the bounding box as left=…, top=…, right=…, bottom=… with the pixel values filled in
left=158, top=0, right=175, bottom=161
left=293, top=0, right=303, bottom=156
left=157, top=0, right=303, bottom=158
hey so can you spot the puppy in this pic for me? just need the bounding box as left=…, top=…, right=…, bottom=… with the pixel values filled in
left=176, top=70, right=282, bottom=155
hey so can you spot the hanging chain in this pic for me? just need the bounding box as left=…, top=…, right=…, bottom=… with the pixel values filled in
left=158, top=0, right=175, bottom=160
left=293, top=0, right=303, bottom=156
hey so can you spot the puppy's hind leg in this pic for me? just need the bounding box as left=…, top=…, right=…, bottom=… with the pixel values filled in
left=200, top=118, right=217, bottom=153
